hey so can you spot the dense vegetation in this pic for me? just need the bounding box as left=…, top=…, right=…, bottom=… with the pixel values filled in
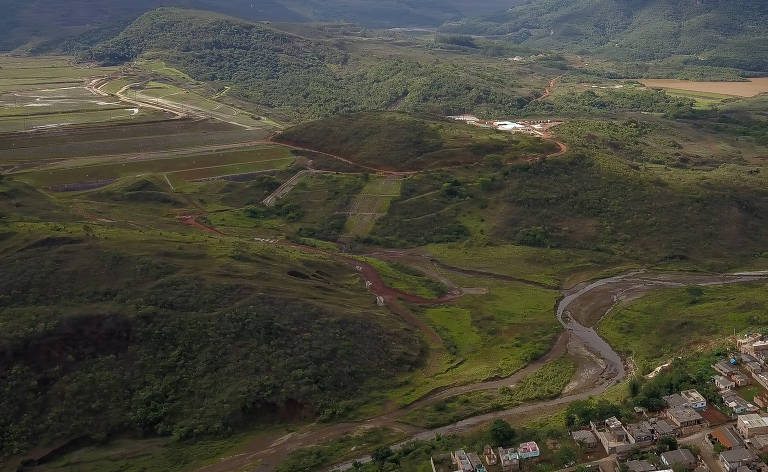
left=81, top=9, right=550, bottom=121
left=1, top=0, right=514, bottom=51
left=443, top=0, right=768, bottom=72
left=526, top=87, right=698, bottom=118
left=0, top=180, right=425, bottom=462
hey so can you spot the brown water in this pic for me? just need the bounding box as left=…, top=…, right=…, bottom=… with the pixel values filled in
left=640, top=78, right=768, bottom=97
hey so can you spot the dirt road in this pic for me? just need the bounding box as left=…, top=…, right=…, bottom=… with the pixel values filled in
left=539, top=77, right=560, bottom=100
left=269, top=139, right=420, bottom=176
left=263, top=169, right=316, bottom=206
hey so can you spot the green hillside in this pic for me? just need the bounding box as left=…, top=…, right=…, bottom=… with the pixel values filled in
left=276, top=112, right=558, bottom=171
left=269, top=109, right=768, bottom=267
left=0, top=177, right=423, bottom=464
left=81, top=8, right=552, bottom=121
left=443, top=0, right=768, bottom=72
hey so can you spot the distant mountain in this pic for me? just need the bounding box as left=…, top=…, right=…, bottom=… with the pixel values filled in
left=0, top=0, right=515, bottom=51
left=441, top=0, right=768, bottom=71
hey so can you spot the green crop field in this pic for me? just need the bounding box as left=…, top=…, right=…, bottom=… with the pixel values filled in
left=14, top=145, right=294, bottom=188
left=130, top=82, right=273, bottom=129
left=0, top=56, right=170, bottom=133
left=343, top=177, right=403, bottom=238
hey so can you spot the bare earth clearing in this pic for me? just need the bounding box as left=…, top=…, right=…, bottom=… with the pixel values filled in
left=640, top=78, right=768, bottom=97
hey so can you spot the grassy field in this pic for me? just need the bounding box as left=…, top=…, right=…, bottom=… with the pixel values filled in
left=137, top=60, right=195, bottom=82
left=167, top=158, right=293, bottom=183
left=599, top=282, right=768, bottom=371
left=662, top=88, right=733, bottom=109
left=426, top=243, right=630, bottom=288
left=400, top=357, right=576, bottom=428
left=100, top=78, right=133, bottom=95
left=356, top=274, right=562, bottom=411
left=359, top=257, right=447, bottom=299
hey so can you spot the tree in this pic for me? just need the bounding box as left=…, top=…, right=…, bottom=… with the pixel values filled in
left=371, top=446, right=394, bottom=464
left=714, top=442, right=727, bottom=454
left=686, top=286, right=704, bottom=304
left=490, top=419, right=516, bottom=446
left=656, top=436, right=678, bottom=453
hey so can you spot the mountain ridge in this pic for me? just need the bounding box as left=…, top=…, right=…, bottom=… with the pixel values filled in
left=441, top=0, right=768, bottom=71
left=0, top=0, right=515, bottom=51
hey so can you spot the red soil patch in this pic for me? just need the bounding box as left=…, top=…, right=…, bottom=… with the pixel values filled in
left=699, top=405, right=729, bottom=426
left=539, top=77, right=560, bottom=100
left=177, top=215, right=224, bottom=235
left=278, top=240, right=464, bottom=345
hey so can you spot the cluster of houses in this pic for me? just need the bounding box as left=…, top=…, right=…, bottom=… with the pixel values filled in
left=430, top=442, right=540, bottom=472
left=572, top=390, right=710, bottom=458
left=711, top=334, right=768, bottom=415
left=447, top=115, right=559, bottom=136
left=428, top=336, right=768, bottom=472
left=624, top=448, right=701, bottom=472
left=571, top=384, right=768, bottom=472
left=703, top=413, right=768, bottom=472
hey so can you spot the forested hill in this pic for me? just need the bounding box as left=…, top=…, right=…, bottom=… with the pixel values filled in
left=442, top=0, right=768, bottom=71
left=0, top=0, right=513, bottom=51
left=86, top=9, right=346, bottom=68
left=84, top=8, right=547, bottom=121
